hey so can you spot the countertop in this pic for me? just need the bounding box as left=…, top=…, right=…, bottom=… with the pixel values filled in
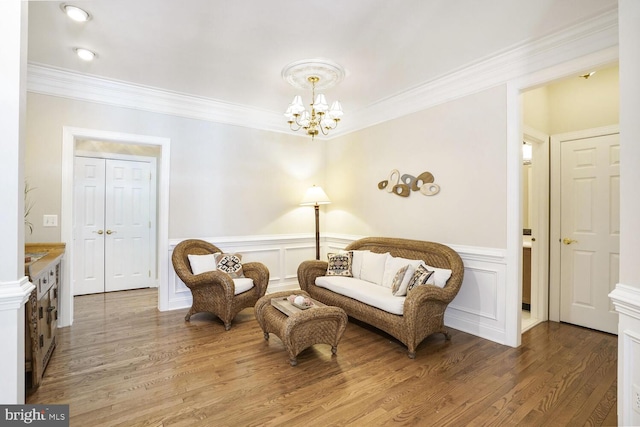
left=25, top=243, right=65, bottom=278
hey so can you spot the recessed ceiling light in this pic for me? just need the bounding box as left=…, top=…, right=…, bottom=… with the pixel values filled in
left=75, top=48, right=96, bottom=61
left=61, top=4, right=90, bottom=22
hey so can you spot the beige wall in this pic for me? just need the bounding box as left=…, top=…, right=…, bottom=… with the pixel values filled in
left=25, top=93, right=325, bottom=241
left=523, top=64, right=619, bottom=135
left=325, top=85, right=508, bottom=248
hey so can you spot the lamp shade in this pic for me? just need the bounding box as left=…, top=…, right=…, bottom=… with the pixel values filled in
left=300, top=185, right=331, bottom=206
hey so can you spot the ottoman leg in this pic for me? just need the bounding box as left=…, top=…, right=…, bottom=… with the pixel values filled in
left=331, top=346, right=338, bottom=355
left=264, top=332, right=269, bottom=340
left=289, top=357, right=298, bottom=367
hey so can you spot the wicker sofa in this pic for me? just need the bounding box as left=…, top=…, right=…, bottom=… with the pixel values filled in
left=298, top=237, right=464, bottom=358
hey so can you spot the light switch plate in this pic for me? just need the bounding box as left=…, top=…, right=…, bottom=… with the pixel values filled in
left=43, top=215, right=58, bottom=227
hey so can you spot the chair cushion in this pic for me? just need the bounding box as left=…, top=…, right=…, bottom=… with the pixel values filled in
left=233, top=278, right=254, bottom=295
left=187, top=253, right=217, bottom=275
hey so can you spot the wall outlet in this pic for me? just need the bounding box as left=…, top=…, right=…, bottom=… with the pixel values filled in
left=634, top=383, right=640, bottom=414
left=43, top=214, right=58, bottom=227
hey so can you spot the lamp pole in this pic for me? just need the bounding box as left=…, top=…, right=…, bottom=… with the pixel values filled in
left=314, top=203, right=320, bottom=260
left=300, top=185, right=330, bottom=261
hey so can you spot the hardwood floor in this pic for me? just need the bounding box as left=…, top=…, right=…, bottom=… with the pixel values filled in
left=27, top=289, right=618, bottom=426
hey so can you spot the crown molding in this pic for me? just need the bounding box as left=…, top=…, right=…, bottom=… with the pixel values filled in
left=27, top=6, right=618, bottom=138
left=27, top=63, right=290, bottom=135
left=333, top=6, right=619, bottom=137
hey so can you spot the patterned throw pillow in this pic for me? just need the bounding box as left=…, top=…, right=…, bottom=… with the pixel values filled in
left=406, top=264, right=434, bottom=293
left=390, top=265, right=410, bottom=295
left=326, top=252, right=353, bottom=277
left=215, top=253, right=244, bottom=278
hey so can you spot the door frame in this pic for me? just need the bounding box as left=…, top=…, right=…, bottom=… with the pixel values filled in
left=549, top=124, right=620, bottom=322
left=523, top=126, right=550, bottom=329
left=505, top=47, right=617, bottom=347
left=61, top=127, right=171, bottom=327
left=74, top=152, right=158, bottom=294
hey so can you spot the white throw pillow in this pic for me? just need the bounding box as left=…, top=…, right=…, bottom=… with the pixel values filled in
left=360, top=251, right=390, bottom=285
left=349, top=250, right=370, bottom=280
left=422, top=263, right=453, bottom=288
left=187, top=254, right=217, bottom=275
left=382, top=255, right=411, bottom=288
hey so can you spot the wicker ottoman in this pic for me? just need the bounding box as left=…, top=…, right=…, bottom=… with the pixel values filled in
left=255, top=290, right=348, bottom=366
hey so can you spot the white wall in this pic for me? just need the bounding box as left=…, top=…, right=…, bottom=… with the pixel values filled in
left=25, top=93, right=326, bottom=242
left=325, top=85, right=508, bottom=249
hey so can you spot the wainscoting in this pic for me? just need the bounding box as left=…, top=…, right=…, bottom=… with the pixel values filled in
left=165, top=234, right=509, bottom=345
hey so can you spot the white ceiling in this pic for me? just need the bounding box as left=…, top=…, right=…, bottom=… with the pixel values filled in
left=27, top=0, right=617, bottom=119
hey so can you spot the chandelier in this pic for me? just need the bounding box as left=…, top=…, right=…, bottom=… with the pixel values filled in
left=282, top=59, right=345, bottom=140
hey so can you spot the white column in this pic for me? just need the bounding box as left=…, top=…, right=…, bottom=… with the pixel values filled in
left=609, top=0, right=640, bottom=425
left=0, top=0, right=32, bottom=404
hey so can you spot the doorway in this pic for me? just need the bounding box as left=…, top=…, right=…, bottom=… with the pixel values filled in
left=60, top=127, right=171, bottom=328
left=74, top=155, right=156, bottom=295
left=521, top=64, right=619, bottom=335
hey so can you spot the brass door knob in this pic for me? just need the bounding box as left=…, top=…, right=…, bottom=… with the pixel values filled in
left=106, top=229, right=116, bottom=235
left=93, top=230, right=104, bottom=235
left=562, top=238, right=578, bottom=245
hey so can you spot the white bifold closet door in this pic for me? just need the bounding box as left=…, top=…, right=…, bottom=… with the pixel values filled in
left=74, top=156, right=152, bottom=295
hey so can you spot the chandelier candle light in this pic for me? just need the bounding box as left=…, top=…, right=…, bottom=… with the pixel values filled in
left=282, top=59, right=345, bottom=140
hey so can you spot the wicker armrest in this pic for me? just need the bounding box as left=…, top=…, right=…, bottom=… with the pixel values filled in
left=403, top=284, right=453, bottom=317
left=297, top=260, right=329, bottom=292
left=183, top=270, right=236, bottom=296
left=242, top=261, right=270, bottom=297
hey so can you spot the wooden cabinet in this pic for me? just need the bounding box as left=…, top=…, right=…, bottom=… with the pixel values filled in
left=25, top=243, right=65, bottom=390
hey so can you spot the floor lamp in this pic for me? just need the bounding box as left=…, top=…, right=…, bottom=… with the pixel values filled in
left=300, top=185, right=331, bottom=260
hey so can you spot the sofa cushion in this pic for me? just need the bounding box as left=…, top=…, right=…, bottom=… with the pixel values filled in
left=423, top=264, right=453, bottom=288
left=382, top=255, right=421, bottom=288
left=349, top=250, right=370, bottom=279
left=360, top=251, right=390, bottom=285
left=315, top=276, right=405, bottom=315
left=327, top=252, right=353, bottom=277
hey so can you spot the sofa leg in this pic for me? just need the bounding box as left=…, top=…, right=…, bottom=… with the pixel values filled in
left=224, top=322, right=232, bottom=331
left=264, top=332, right=270, bottom=341
left=443, top=330, right=451, bottom=341
left=407, top=351, right=416, bottom=359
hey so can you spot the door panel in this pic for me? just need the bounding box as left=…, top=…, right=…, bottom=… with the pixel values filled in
left=105, top=159, right=151, bottom=292
left=74, top=157, right=106, bottom=295
left=560, top=133, right=619, bottom=334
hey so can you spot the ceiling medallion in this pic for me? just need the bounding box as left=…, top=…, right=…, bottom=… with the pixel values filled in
left=282, top=59, right=345, bottom=140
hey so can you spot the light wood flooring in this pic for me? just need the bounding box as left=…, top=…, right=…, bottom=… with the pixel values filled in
left=27, top=288, right=618, bottom=426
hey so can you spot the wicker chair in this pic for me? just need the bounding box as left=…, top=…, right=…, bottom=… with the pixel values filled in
left=171, top=239, right=269, bottom=330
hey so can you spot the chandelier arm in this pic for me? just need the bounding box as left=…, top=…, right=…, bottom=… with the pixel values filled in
left=289, top=122, right=302, bottom=132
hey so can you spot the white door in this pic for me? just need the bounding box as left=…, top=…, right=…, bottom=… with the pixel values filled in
left=74, top=157, right=152, bottom=295
left=559, top=133, right=619, bottom=334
